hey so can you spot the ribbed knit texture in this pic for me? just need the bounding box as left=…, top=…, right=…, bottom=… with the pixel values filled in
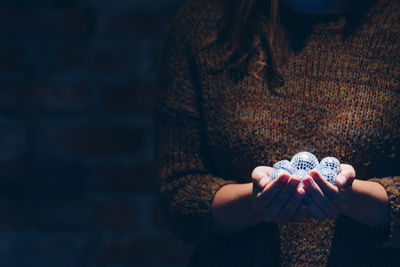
left=154, top=0, right=400, bottom=265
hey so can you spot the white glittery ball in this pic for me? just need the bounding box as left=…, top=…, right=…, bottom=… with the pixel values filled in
left=290, top=151, right=319, bottom=171
left=316, top=165, right=337, bottom=186
left=270, top=169, right=290, bottom=181
left=320, top=157, right=341, bottom=174
left=273, top=160, right=294, bottom=174
left=292, top=169, right=309, bottom=179
left=292, top=169, right=309, bottom=185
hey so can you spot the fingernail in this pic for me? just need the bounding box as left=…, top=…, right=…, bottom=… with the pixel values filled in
left=259, top=177, right=267, bottom=187
left=297, top=187, right=305, bottom=195
left=337, top=175, right=347, bottom=185
left=310, top=171, right=319, bottom=179
left=291, top=176, right=300, bottom=184
left=280, top=172, right=290, bottom=180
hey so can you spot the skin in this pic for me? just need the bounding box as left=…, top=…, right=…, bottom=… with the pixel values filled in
left=212, top=164, right=390, bottom=235
left=303, top=166, right=390, bottom=229
left=251, top=167, right=309, bottom=224
left=210, top=0, right=390, bottom=235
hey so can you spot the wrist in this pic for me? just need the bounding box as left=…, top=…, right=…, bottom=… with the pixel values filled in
left=351, top=179, right=389, bottom=206
left=340, top=179, right=364, bottom=217
left=342, top=179, right=390, bottom=229
left=212, top=183, right=263, bottom=234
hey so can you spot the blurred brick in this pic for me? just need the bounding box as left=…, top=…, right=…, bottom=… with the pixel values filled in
left=0, top=0, right=80, bottom=8
left=0, top=85, right=33, bottom=114
left=0, top=233, right=87, bottom=267
left=95, top=236, right=192, bottom=265
left=0, top=1, right=194, bottom=266
left=0, top=8, right=91, bottom=39
left=84, top=0, right=185, bottom=8
left=96, top=8, right=171, bottom=38
left=36, top=122, right=146, bottom=159
left=0, top=120, right=28, bottom=162
left=91, top=161, right=155, bottom=192
left=0, top=84, right=91, bottom=115
left=92, top=195, right=138, bottom=231
left=30, top=162, right=90, bottom=194
left=0, top=161, right=90, bottom=195
left=35, top=84, right=91, bottom=114
left=98, top=84, right=153, bottom=116
left=0, top=197, right=91, bottom=230
left=90, top=43, right=136, bottom=77
left=90, top=40, right=157, bottom=83
left=0, top=161, right=30, bottom=192
left=0, top=42, right=89, bottom=76
left=0, top=45, right=30, bottom=74
left=32, top=42, right=89, bottom=75
left=150, top=200, right=166, bottom=229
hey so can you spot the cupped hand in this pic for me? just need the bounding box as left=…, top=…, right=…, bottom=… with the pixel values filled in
left=302, top=164, right=356, bottom=220
left=251, top=166, right=308, bottom=224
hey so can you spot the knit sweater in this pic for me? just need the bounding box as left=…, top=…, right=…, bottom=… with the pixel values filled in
left=154, top=0, right=400, bottom=265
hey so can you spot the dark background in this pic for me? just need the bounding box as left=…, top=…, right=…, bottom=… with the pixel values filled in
left=0, top=0, right=193, bottom=266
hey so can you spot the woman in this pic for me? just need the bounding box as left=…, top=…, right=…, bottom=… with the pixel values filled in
left=154, top=0, right=399, bottom=265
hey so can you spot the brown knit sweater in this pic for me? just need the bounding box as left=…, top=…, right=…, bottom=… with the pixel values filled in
left=154, top=0, right=400, bottom=265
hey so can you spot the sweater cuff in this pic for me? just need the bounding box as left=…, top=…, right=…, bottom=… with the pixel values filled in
left=160, top=174, right=239, bottom=249
left=368, top=176, right=400, bottom=248
left=199, top=177, right=240, bottom=248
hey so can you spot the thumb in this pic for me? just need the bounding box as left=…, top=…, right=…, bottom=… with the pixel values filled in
left=336, top=164, right=356, bottom=191
left=251, top=166, right=272, bottom=189
left=336, top=174, right=354, bottom=191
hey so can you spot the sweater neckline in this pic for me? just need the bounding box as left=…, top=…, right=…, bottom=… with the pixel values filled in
left=277, top=0, right=387, bottom=34
left=278, top=3, right=350, bottom=33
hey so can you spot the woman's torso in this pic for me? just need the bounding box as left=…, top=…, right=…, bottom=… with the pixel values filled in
left=185, top=0, right=399, bottom=265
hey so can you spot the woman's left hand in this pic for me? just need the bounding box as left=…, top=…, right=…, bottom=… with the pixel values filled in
left=302, top=164, right=356, bottom=220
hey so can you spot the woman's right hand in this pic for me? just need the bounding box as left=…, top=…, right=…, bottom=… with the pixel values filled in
left=251, top=166, right=308, bottom=224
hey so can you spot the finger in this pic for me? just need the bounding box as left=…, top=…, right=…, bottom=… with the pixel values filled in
left=303, top=176, right=337, bottom=217
left=277, top=186, right=305, bottom=220
left=291, top=203, right=308, bottom=223
left=252, top=166, right=274, bottom=189
left=252, top=180, right=259, bottom=200
left=336, top=165, right=356, bottom=190
left=265, top=167, right=274, bottom=177
left=252, top=167, right=270, bottom=200
left=303, top=193, right=313, bottom=209
left=303, top=194, right=326, bottom=220
left=309, top=169, right=339, bottom=204
left=256, top=173, right=290, bottom=205
left=267, top=175, right=300, bottom=216
left=339, top=164, right=356, bottom=178
left=262, top=172, right=290, bottom=193
left=251, top=166, right=270, bottom=181
left=310, top=170, right=343, bottom=208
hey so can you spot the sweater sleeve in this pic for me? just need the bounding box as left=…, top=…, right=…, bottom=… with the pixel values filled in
left=367, top=176, right=400, bottom=248
left=154, top=9, right=237, bottom=248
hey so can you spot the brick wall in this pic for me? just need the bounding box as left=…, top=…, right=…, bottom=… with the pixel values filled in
left=0, top=0, right=193, bottom=266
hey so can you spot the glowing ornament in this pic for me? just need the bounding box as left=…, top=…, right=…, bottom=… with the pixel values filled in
left=273, top=160, right=294, bottom=174
left=292, top=169, right=309, bottom=179
left=269, top=152, right=341, bottom=186
left=291, top=169, right=309, bottom=185
left=270, top=169, right=290, bottom=181
left=290, top=151, right=319, bottom=171
left=316, top=165, right=338, bottom=186
left=320, top=157, right=341, bottom=174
